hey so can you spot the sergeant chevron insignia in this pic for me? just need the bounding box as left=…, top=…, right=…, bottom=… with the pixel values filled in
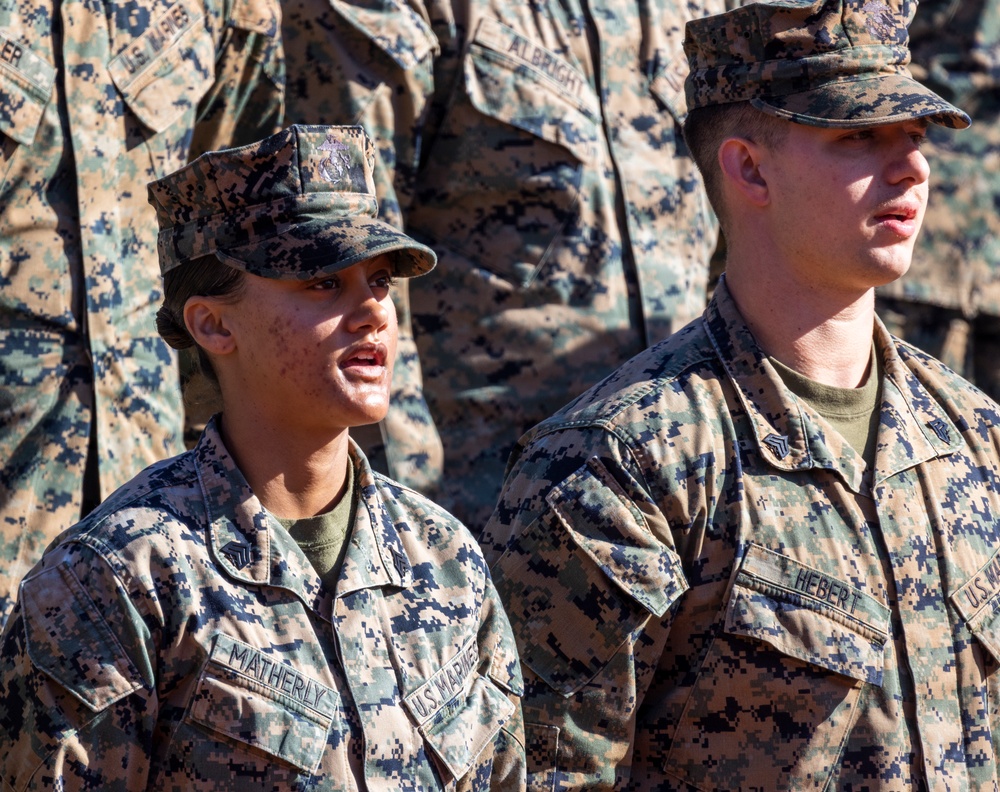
left=220, top=539, right=253, bottom=570
left=762, top=433, right=790, bottom=460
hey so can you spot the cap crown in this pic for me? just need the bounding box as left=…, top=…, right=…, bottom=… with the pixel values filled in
left=684, top=0, right=910, bottom=109
left=149, top=125, right=381, bottom=275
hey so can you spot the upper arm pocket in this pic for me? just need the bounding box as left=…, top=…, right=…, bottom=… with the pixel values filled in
left=21, top=563, right=145, bottom=712
left=464, top=16, right=599, bottom=164
left=491, top=457, right=687, bottom=696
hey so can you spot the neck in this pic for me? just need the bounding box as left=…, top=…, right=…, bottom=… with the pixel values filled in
left=218, top=411, right=352, bottom=519
left=724, top=251, right=877, bottom=389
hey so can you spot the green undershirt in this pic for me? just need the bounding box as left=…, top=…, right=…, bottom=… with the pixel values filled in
left=770, top=345, right=882, bottom=468
left=275, top=462, right=357, bottom=591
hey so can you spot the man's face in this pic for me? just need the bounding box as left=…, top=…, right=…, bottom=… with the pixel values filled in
left=758, top=118, right=930, bottom=295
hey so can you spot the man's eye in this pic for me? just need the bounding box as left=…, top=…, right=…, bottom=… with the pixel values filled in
left=371, top=273, right=396, bottom=289
left=311, top=277, right=340, bottom=290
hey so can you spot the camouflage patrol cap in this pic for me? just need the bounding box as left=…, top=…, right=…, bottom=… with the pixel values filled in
left=148, top=125, right=436, bottom=279
left=684, top=0, right=971, bottom=129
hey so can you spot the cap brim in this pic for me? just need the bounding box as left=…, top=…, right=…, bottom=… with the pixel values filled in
left=213, top=216, right=437, bottom=280
left=752, top=72, right=971, bottom=130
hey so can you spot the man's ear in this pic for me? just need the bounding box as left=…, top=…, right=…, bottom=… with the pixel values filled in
left=183, top=296, right=236, bottom=356
left=719, top=137, right=770, bottom=208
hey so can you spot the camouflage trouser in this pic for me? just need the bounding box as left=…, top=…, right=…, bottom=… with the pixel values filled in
left=876, top=297, right=1000, bottom=403
left=0, top=323, right=96, bottom=629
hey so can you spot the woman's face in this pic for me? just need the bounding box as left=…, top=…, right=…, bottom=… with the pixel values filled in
left=219, top=254, right=398, bottom=436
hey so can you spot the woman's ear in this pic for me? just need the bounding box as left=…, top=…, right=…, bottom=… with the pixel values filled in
left=183, top=296, right=236, bottom=357
left=719, top=136, right=771, bottom=208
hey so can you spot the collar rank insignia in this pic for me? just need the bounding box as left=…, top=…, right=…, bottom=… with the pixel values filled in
left=927, top=418, right=950, bottom=443
left=763, top=433, right=790, bottom=460
left=390, top=546, right=408, bottom=579
left=221, top=539, right=253, bottom=570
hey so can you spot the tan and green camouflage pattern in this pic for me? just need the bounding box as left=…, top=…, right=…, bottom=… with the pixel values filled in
left=481, top=277, right=1000, bottom=790
left=877, top=0, right=1000, bottom=398
left=0, top=419, right=526, bottom=790
left=0, top=0, right=284, bottom=629
left=282, top=0, right=734, bottom=529
left=149, top=124, right=437, bottom=280
left=685, top=0, right=970, bottom=128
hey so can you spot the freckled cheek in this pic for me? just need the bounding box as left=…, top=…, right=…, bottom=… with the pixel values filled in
left=262, top=318, right=327, bottom=386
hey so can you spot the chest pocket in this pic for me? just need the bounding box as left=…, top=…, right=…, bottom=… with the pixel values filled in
left=183, top=633, right=341, bottom=777
left=107, top=0, right=215, bottom=177
left=0, top=35, right=54, bottom=191
left=417, top=670, right=516, bottom=784
left=951, top=550, right=1000, bottom=666
left=408, top=16, right=601, bottom=289
left=665, top=543, right=891, bottom=791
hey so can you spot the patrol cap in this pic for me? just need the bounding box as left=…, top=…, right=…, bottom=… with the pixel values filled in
left=683, top=0, right=970, bottom=129
left=148, top=124, right=436, bottom=279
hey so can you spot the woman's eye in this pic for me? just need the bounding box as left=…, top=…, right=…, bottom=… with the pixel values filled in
left=371, top=272, right=396, bottom=290
left=311, top=277, right=339, bottom=291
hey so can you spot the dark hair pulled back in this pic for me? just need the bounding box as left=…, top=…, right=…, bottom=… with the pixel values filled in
left=156, top=255, right=246, bottom=382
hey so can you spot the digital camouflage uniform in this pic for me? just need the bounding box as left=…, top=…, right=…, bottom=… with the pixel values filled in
left=281, top=0, right=734, bottom=528
left=0, top=0, right=284, bottom=628
left=482, top=279, right=1000, bottom=791
left=877, top=0, right=1000, bottom=402
left=480, top=2, right=998, bottom=789
left=0, top=125, right=525, bottom=791
left=0, top=420, right=525, bottom=790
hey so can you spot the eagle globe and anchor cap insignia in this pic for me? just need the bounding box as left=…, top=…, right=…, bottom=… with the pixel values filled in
left=318, top=131, right=355, bottom=186
left=861, top=0, right=898, bottom=39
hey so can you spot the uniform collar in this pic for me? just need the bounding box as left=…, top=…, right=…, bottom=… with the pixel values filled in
left=192, top=420, right=412, bottom=614
left=703, top=277, right=963, bottom=490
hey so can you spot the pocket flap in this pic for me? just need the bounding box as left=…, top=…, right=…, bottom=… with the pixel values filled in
left=189, top=633, right=338, bottom=774
left=0, top=36, right=54, bottom=146
left=22, top=563, right=144, bottom=712
left=329, top=0, right=437, bottom=71
left=107, top=0, right=215, bottom=133
left=465, top=17, right=600, bottom=163
left=421, top=674, right=515, bottom=781
left=649, top=50, right=690, bottom=124
left=951, top=550, right=1000, bottom=663
left=229, top=0, right=279, bottom=36
left=727, top=544, right=890, bottom=685
left=549, top=459, right=687, bottom=618
left=491, top=457, right=687, bottom=696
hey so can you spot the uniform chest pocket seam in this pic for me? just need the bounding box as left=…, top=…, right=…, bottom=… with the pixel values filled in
left=185, top=633, right=340, bottom=775
left=726, top=543, right=890, bottom=686
left=464, top=17, right=600, bottom=164
left=951, top=551, right=1000, bottom=665
left=418, top=673, right=515, bottom=783
left=0, top=39, right=54, bottom=182
left=107, top=0, right=215, bottom=134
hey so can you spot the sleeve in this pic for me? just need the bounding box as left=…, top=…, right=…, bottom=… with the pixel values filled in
left=463, top=571, right=526, bottom=792
left=0, top=547, right=156, bottom=791
left=484, top=427, right=688, bottom=791
left=280, top=0, right=445, bottom=492
left=189, top=0, right=285, bottom=159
